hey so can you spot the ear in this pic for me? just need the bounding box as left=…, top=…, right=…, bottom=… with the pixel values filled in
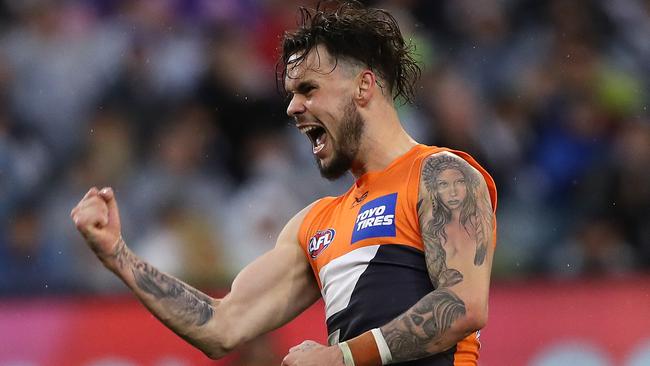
left=354, top=70, right=376, bottom=107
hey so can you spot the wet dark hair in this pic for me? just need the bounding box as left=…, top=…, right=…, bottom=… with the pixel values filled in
left=277, top=0, right=421, bottom=104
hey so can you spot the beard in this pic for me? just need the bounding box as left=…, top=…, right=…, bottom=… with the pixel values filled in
left=316, top=100, right=365, bottom=180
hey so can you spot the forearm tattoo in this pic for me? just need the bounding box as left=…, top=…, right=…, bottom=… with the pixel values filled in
left=112, top=237, right=215, bottom=326
left=382, top=154, right=493, bottom=361
left=382, top=289, right=466, bottom=360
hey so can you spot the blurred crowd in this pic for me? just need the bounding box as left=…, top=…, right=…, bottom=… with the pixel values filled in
left=0, top=0, right=648, bottom=296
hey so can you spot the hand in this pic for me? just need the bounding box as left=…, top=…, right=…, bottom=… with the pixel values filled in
left=281, top=340, right=344, bottom=366
left=70, top=187, right=123, bottom=267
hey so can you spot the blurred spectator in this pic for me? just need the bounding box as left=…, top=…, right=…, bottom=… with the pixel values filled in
left=134, top=199, right=231, bottom=289
left=0, top=199, right=76, bottom=294
left=38, top=107, right=139, bottom=292
left=546, top=217, right=637, bottom=277
left=0, top=98, right=51, bottom=223
left=0, top=0, right=127, bottom=159
left=221, top=131, right=305, bottom=271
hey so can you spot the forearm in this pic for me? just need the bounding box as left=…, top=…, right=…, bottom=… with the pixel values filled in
left=379, top=287, right=479, bottom=362
left=104, top=237, right=232, bottom=358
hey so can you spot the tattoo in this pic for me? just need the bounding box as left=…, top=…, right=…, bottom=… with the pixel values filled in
left=380, top=153, right=493, bottom=362
left=382, top=289, right=466, bottom=361
left=421, top=154, right=492, bottom=267
left=132, top=262, right=215, bottom=326
left=421, top=228, right=463, bottom=288
left=112, top=238, right=215, bottom=326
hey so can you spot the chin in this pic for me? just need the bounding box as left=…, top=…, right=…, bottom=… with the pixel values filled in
left=317, top=156, right=350, bottom=181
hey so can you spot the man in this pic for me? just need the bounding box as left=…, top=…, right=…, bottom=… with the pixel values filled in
left=71, top=1, right=497, bottom=365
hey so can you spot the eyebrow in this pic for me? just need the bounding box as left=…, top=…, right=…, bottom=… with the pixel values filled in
left=286, top=80, right=317, bottom=95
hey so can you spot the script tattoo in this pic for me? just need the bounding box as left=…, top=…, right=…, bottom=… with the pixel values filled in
left=381, top=153, right=492, bottom=361
left=111, top=238, right=214, bottom=326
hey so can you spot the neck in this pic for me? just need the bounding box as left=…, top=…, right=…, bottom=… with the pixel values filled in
left=350, top=105, right=418, bottom=179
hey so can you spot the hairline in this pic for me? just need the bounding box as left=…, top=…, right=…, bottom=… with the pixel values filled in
left=285, top=43, right=390, bottom=98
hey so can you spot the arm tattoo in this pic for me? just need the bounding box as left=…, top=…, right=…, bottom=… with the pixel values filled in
left=382, top=289, right=466, bottom=360
left=111, top=237, right=215, bottom=326
left=131, top=262, right=215, bottom=326
left=421, top=154, right=492, bottom=267
left=381, top=153, right=493, bottom=361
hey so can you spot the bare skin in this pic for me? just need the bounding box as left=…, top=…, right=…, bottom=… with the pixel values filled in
left=72, top=45, right=494, bottom=365
left=71, top=187, right=321, bottom=359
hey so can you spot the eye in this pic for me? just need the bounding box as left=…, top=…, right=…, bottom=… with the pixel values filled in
left=304, top=85, right=316, bottom=96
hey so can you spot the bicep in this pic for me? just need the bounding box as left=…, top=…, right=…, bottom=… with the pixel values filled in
left=216, top=204, right=320, bottom=342
left=418, top=152, right=495, bottom=320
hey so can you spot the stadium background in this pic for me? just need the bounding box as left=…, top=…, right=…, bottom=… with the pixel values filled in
left=0, top=0, right=648, bottom=365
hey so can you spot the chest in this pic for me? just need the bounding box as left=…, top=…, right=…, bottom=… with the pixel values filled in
left=305, top=189, right=423, bottom=282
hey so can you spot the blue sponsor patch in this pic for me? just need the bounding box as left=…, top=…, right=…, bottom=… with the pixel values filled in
left=351, top=193, right=397, bottom=243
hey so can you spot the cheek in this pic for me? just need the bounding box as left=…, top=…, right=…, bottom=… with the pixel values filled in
left=436, top=187, right=448, bottom=197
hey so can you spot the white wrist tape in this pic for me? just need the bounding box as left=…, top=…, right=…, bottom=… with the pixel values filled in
left=339, top=342, right=356, bottom=366
left=371, top=328, right=393, bottom=364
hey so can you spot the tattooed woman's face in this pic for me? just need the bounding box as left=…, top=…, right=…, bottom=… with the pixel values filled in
left=435, top=169, right=467, bottom=211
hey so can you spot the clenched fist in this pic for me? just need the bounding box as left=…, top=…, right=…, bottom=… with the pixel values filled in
left=282, top=340, right=344, bottom=366
left=70, top=187, right=123, bottom=268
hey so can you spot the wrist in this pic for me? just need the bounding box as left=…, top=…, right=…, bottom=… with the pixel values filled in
left=100, top=235, right=127, bottom=272
left=339, top=328, right=393, bottom=366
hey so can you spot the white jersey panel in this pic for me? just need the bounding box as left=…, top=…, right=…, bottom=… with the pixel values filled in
left=318, top=245, right=380, bottom=320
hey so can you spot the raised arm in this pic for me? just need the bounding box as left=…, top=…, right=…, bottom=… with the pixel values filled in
left=379, top=151, right=495, bottom=361
left=71, top=187, right=320, bottom=359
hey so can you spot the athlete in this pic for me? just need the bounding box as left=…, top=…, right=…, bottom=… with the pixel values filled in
left=70, top=2, right=497, bottom=365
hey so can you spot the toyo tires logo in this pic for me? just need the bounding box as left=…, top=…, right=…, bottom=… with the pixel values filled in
left=308, top=229, right=336, bottom=259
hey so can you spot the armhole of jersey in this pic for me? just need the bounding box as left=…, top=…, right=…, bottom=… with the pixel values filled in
left=297, top=197, right=335, bottom=258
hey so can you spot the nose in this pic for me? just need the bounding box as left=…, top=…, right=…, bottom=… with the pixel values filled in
left=286, top=94, right=306, bottom=118
left=450, top=184, right=458, bottom=197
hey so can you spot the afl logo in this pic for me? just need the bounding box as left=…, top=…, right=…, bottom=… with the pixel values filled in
left=308, top=229, right=336, bottom=259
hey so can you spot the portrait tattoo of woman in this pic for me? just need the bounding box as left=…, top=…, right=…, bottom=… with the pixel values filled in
left=421, top=154, right=492, bottom=268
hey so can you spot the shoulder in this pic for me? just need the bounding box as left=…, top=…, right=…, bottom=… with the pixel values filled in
left=418, top=149, right=497, bottom=213
left=276, top=197, right=336, bottom=248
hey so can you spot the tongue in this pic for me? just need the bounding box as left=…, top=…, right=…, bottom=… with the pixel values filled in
left=313, top=133, right=326, bottom=154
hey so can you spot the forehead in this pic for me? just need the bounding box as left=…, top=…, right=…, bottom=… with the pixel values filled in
left=284, top=45, right=342, bottom=89
left=438, top=168, right=464, bottom=179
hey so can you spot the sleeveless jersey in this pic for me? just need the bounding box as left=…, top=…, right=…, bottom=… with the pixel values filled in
left=298, top=144, right=497, bottom=366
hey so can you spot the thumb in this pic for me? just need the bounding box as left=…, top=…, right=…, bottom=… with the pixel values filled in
left=99, top=187, right=121, bottom=231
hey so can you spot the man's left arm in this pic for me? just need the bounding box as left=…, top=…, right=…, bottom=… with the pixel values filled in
left=283, top=151, right=495, bottom=365
left=379, top=151, right=495, bottom=362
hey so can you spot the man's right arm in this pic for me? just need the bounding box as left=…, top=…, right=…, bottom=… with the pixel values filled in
left=71, top=187, right=321, bottom=359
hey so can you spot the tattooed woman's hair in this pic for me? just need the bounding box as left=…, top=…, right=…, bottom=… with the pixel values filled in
left=277, top=0, right=421, bottom=104
left=422, top=155, right=480, bottom=245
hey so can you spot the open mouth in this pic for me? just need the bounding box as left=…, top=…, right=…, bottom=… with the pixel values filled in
left=299, top=125, right=328, bottom=154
